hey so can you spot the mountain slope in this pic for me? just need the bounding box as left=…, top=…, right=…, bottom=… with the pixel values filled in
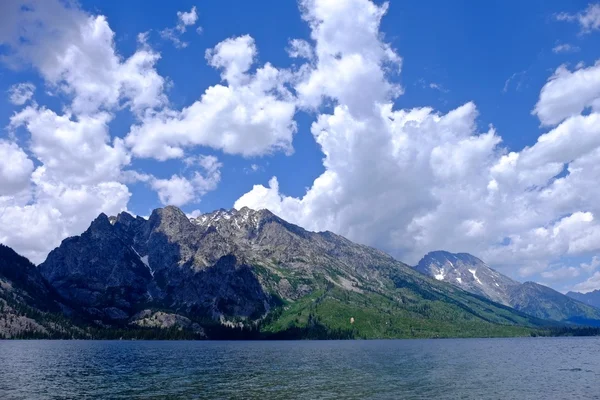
left=566, top=290, right=600, bottom=310
left=415, top=251, right=600, bottom=325
left=38, top=206, right=552, bottom=338
left=415, top=251, right=520, bottom=305
left=0, top=244, right=83, bottom=338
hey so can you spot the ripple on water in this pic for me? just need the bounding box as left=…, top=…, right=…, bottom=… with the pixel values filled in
left=1, top=337, right=600, bottom=399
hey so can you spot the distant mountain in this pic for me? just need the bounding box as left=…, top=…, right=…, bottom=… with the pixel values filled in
left=415, top=251, right=600, bottom=325
left=35, top=206, right=551, bottom=339
left=415, top=251, right=520, bottom=305
left=567, top=290, right=600, bottom=309
left=0, top=244, right=82, bottom=338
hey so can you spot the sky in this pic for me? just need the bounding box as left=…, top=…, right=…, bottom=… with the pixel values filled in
left=1, top=0, right=600, bottom=294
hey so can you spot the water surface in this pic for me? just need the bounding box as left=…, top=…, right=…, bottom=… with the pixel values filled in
left=1, top=337, right=599, bottom=399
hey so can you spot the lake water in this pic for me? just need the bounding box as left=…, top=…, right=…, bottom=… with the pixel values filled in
left=0, top=337, right=599, bottom=399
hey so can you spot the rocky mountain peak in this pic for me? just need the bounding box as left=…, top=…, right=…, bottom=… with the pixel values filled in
left=147, top=205, right=193, bottom=235
left=415, top=250, right=520, bottom=305
left=414, top=250, right=600, bottom=324
left=422, top=251, right=485, bottom=268
left=88, top=213, right=113, bottom=234
left=152, top=205, right=188, bottom=222
left=189, top=207, right=278, bottom=236
left=115, top=211, right=135, bottom=225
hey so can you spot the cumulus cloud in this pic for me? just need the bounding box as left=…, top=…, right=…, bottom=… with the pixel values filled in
left=125, top=35, right=297, bottom=160
left=294, top=0, right=402, bottom=115
left=287, top=39, right=314, bottom=60
left=1, top=2, right=166, bottom=116
left=0, top=182, right=131, bottom=263
left=572, top=272, right=600, bottom=293
left=177, top=6, right=199, bottom=31
left=9, top=108, right=130, bottom=185
left=7, top=83, right=35, bottom=105
left=236, top=0, right=600, bottom=290
left=151, top=175, right=197, bottom=206
left=0, top=0, right=166, bottom=262
left=0, top=141, right=34, bottom=195
left=533, top=63, right=600, bottom=126
left=151, top=155, right=222, bottom=207
left=556, top=3, right=600, bottom=34
left=2, top=0, right=600, bottom=293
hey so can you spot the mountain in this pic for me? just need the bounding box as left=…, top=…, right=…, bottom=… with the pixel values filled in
left=415, top=251, right=520, bottom=305
left=36, top=206, right=552, bottom=339
left=415, top=251, right=600, bottom=325
left=0, top=244, right=83, bottom=338
left=566, top=290, right=600, bottom=309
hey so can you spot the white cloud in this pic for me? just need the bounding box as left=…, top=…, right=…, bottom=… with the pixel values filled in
left=581, top=256, right=600, bottom=273
left=151, top=175, right=197, bottom=207
left=7, top=83, right=35, bottom=105
left=160, top=29, right=189, bottom=49
left=428, top=82, right=448, bottom=93
left=187, top=209, right=202, bottom=219
left=1, top=0, right=600, bottom=292
left=541, top=266, right=580, bottom=281
left=533, top=63, right=600, bottom=126
left=0, top=0, right=165, bottom=262
left=503, top=71, right=526, bottom=93
left=1, top=3, right=166, bottom=116
left=125, top=35, right=297, bottom=160
left=150, top=155, right=222, bottom=206
left=236, top=0, right=600, bottom=288
left=0, top=182, right=131, bottom=263
left=294, top=0, right=402, bottom=116
left=287, top=39, right=314, bottom=60
left=0, top=141, right=34, bottom=195
left=552, top=43, right=580, bottom=54
left=10, top=107, right=131, bottom=185
left=177, top=6, right=198, bottom=31
left=572, top=271, right=600, bottom=293
left=160, top=6, right=200, bottom=48
left=556, top=4, right=600, bottom=34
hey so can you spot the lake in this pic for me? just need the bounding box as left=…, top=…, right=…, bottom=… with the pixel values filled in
left=0, top=337, right=599, bottom=399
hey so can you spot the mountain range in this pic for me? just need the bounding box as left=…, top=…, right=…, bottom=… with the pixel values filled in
left=0, top=206, right=597, bottom=339
left=415, top=251, right=600, bottom=325
left=566, top=290, right=600, bottom=309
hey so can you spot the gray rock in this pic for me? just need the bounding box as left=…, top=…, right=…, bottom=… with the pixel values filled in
left=39, top=214, right=153, bottom=320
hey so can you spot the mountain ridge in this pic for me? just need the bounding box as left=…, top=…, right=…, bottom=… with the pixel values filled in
left=414, top=250, right=600, bottom=325
left=35, top=205, right=555, bottom=338
left=566, top=290, right=600, bottom=310
left=0, top=206, right=593, bottom=339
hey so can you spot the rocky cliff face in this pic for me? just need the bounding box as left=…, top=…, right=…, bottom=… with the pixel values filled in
left=39, top=206, right=409, bottom=323
left=415, top=251, right=600, bottom=325
left=0, top=244, right=83, bottom=338
left=40, top=207, right=273, bottom=323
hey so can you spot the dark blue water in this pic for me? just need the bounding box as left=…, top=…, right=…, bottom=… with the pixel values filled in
left=0, top=337, right=599, bottom=399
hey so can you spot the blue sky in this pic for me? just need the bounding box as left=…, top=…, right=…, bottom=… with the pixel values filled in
left=82, top=0, right=600, bottom=214
left=1, top=0, right=600, bottom=293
